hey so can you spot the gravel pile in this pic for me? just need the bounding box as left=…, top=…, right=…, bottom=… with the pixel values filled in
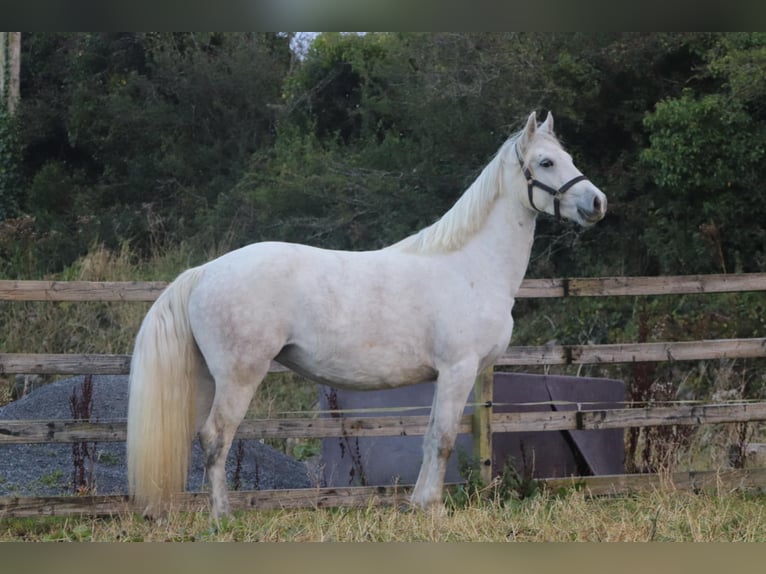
left=0, top=375, right=312, bottom=497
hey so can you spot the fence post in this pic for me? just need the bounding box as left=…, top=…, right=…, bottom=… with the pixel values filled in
left=472, top=365, right=494, bottom=486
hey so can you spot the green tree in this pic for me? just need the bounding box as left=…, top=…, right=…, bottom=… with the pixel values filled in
left=227, top=32, right=721, bottom=279
left=11, top=33, right=292, bottom=273
left=642, top=33, right=766, bottom=273
left=221, top=33, right=555, bottom=251
left=12, top=32, right=764, bottom=281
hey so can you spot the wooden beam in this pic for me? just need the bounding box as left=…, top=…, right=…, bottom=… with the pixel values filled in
left=0, top=353, right=133, bottom=375
left=3, top=402, right=766, bottom=445
left=0, top=280, right=167, bottom=301
left=3, top=338, right=764, bottom=375
left=566, top=273, right=766, bottom=297
left=0, top=353, right=290, bottom=375
left=3, top=468, right=766, bottom=517
left=0, top=415, right=474, bottom=444
left=490, top=402, right=766, bottom=433
left=497, top=338, right=766, bottom=366
left=0, top=419, right=127, bottom=443
left=518, top=273, right=766, bottom=298
left=235, top=414, right=473, bottom=439
left=541, top=467, right=766, bottom=497
left=0, top=485, right=418, bottom=517
left=516, top=278, right=566, bottom=298
left=2, top=273, right=765, bottom=302
left=472, top=366, right=494, bottom=485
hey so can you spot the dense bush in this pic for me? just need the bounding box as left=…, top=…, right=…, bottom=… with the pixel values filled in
left=4, top=33, right=291, bottom=273
left=4, top=32, right=764, bottom=279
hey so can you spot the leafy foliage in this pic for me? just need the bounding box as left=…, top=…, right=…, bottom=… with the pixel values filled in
left=11, top=33, right=291, bottom=273
left=447, top=450, right=543, bottom=511
left=0, top=108, right=21, bottom=220
left=641, top=33, right=766, bottom=274
left=10, top=32, right=765, bottom=279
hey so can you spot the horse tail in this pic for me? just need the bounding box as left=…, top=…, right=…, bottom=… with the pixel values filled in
left=127, top=265, right=206, bottom=515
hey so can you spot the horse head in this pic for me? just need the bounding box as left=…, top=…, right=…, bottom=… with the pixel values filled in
left=511, top=111, right=607, bottom=226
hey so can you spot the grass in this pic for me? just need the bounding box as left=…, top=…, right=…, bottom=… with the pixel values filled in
left=2, top=486, right=766, bottom=541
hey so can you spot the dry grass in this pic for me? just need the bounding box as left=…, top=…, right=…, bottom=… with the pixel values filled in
left=2, top=486, right=766, bottom=542
left=0, top=246, right=141, bottom=373
left=0, top=244, right=209, bottom=396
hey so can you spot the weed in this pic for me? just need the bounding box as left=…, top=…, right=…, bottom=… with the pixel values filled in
left=38, top=469, right=64, bottom=487
left=446, top=451, right=485, bottom=510
left=0, top=377, right=12, bottom=407
left=324, top=387, right=367, bottom=486
left=447, top=450, right=544, bottom=510
left=494, top=457, right=543, bottom=502
left=96, top=451, right=120, bottom=466
left=253, top=451, right=261, bottom=490
left=232, top=439, right=245, bottom=491
left=69, top=374, right=97, bottom=494
left=292, top=440, right=320, bottom=461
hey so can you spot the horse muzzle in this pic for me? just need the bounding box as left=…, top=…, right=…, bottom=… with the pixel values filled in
left=576, top=189, right=607, bottom=225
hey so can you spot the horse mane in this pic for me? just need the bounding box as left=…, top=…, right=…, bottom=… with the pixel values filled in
left=389, top=132, right=521, bottom=255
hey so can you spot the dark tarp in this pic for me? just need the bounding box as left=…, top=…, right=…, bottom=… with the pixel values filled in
left=492, top=373, right=625, bottom=478
left=319, top=373, right=624, bottom=487
left=318, top=381, right=466, bottom=487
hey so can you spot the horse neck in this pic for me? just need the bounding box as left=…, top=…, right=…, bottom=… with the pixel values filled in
left=390, top=145, right=517, bottom=255
left=459, top=174, right=537, bottom=296
left=388, top=137, right=537, bottom=295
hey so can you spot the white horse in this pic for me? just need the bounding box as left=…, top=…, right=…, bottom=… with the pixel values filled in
left=127, top=111, right=606, bottom=518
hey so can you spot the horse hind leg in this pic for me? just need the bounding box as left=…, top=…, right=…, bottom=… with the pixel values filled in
left=411, top=358, right=478, bottom=510
left=198, top=363, right=269, bottom=520
left=195, top=363, right=215, bottom=434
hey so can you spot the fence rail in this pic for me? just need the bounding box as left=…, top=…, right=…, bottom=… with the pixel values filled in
left=2, top=402, right=766, bottom=445
left=518, top=273, right=766, bottom=298
left=3, top=468, right=766, bottom=518
left=3, top=337, right=765, bottom=375
left=2, top=272, right=766, bottom=302
left=0, top=280, right=167, bottom=301
left=1, top=273, right=765, bottom=516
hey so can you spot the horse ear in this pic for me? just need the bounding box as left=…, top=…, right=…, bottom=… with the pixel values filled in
left=540, top=111, right=554, bottom=134
left=525, top=111, right=537, bottom=135
left=518, top=111, right=537, bottom=151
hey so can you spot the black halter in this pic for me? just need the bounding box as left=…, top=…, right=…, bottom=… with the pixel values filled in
left=515, top=143, right=589, bottom=218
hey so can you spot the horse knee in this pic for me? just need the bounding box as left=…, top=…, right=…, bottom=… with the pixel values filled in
left=439, top=426, right=458, bottom=455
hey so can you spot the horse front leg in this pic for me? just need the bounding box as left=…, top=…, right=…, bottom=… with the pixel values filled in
left=411, top=358, right=478, bottom=510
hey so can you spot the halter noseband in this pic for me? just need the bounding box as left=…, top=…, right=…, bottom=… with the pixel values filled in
left=515, top=143, right=589, bottom=218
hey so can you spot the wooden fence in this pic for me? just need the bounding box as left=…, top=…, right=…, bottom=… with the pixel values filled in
left=1, top=273, right=766, bottom=517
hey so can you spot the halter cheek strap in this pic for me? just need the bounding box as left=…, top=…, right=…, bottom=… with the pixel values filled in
left=515, top=143, right=589, bottom=218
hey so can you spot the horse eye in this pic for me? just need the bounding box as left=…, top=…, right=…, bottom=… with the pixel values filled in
left=540, top=159, right=554, bottom=168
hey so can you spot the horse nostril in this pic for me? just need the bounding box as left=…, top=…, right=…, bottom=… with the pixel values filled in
left=593, top=195, right=602, bottom=213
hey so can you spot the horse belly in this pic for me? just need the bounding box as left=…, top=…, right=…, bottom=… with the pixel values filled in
left=275, top=342, right=438, bottom=390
